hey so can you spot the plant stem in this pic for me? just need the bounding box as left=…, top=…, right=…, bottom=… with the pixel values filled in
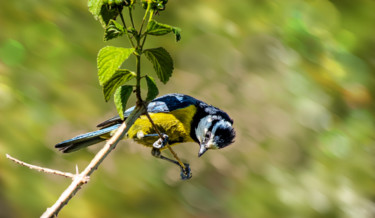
left=139, top=4, right=151, bottom=35
left=128, top=7, right=136, bottom=29
left=131, top=6, right=150, bottom=105
left=118, top=7, right=135, bottom=48
left=141, top=34, right=148, bottom=50
left=135, top=53, right=142, bottom=105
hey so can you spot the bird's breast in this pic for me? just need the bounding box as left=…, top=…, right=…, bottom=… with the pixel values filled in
left=126, top=105, right=197, bottom=147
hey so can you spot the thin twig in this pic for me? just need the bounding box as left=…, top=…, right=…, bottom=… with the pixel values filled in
left=128, top=7, right=135, bottom=29
left=40, top=106, right=146, bottom=218
left=118, top=7, right=135, bottom=48
left=6, top=154, right=77, bottom=180
left=139, top=3, right=151, bottom=34
left=140, top=7, right=154, bottom=49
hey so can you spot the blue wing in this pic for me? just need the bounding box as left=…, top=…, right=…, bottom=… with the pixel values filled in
left=96, top=93, right=201, bottom=128
left=55, top=124, right=120, bottom=153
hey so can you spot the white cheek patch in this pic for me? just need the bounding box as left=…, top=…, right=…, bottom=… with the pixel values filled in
left=195, top=115, right=213, bottom=144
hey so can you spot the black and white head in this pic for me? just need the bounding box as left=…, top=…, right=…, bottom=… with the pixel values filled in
left=195, top=110, right=236, bottom=157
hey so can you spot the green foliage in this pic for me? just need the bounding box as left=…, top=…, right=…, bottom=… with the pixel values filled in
left=103, top=69, right=135, bottom=101
left=88, top=0, right=121, bottom=28
left=142, top=0, right=168, bottom=12
left=88, top=0, right=104, bottom=22
left=145, top=75, right=159, bottom=101
left=114, top=85, right=133, bottom=120
left=104, top=0, right=134, bottom=6
left=97, top=46, right=134, bottom=86
left=104, top=19, right=125, bottom=41
left=146, top=20, right=181, bottom=42
left=88, top=0, right=135, bottom=28
left=93, top=0, right=179, bottom=118
left=144, top=47, right=173, bottom=84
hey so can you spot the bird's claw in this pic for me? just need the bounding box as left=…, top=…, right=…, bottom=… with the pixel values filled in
left=180, top=163, right=192, bottom=180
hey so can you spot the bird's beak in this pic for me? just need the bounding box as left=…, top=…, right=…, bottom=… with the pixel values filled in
left=198, top=144, right=208, bottom=157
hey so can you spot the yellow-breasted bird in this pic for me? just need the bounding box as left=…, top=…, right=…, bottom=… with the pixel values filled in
left=55, top=93, right=235, bottom=179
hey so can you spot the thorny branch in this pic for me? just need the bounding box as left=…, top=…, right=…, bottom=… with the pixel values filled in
left=6, top=106, right=145, bottom=218
left=6, top=154, right=78, bottom=180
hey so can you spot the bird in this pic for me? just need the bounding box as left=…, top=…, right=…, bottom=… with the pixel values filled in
left=55, top=93, right=235, bottom=179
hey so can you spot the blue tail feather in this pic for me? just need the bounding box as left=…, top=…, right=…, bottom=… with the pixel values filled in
left=55, top=124, right=121, bottom=153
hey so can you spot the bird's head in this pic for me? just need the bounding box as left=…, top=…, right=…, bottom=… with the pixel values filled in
left=195, top=114, right=235, bottom=157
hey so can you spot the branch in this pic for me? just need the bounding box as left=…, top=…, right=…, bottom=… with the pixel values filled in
left=6, top=154, right=77, bottom=180
left=39, top=106, right=145, bottom=218
left=4, top=106, right=145, bottom=218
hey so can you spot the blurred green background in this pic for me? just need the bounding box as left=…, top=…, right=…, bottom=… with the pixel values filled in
left=1, top=0, right=375, bottom=217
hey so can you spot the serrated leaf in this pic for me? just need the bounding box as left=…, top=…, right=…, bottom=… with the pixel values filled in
left=104, top=19, right=125, bottom=41
left=88, top=0, right=104, bottom=20
left=103, top=69, right=136, bottom=101
left=144, top=47, right=173, bottom=84
left=146, top=20, right=181, bottom=42
left=145, top=75, right=159, bottom=102
left=146, top=20, right=171, bottom=35
left=97, top=46, right=134, bottom=86
left=88, top=0, right=121, bottom=28
left=114, top=85, right=133, bottom=120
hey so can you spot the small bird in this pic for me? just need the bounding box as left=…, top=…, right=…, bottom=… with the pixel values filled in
left=55, top=93, right=235, bottom=179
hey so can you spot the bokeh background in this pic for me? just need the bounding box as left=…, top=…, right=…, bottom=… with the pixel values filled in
left=1, top=0, right=375, bottom=217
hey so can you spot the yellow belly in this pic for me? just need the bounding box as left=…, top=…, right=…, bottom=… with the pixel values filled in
left=125, top=105, right=196, bottom=147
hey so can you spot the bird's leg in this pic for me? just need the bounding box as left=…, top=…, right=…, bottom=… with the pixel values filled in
left=142, top=110, right=191, bottom=179
left=147, top=133, right=191, bottom=179
left=151, top=148, right=192, bottom=180
left=142, top=109, right=169, bottom=150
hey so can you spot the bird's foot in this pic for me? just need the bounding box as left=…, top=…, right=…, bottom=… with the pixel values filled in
left=180, top=163, right=192, bottom=180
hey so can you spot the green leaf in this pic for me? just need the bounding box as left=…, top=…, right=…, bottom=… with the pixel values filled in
left=172, top=28, right=181, bottom=42
left=97, top=46, right=134, bottom=86
left=104, top=19, right=125, bottom=41
left=143, top=47, right=173, bottom=84
left=146, top=20, right=181, bottom=42
left=100, top=5, right=121, bottom=28
left=103, top=69, right=136, bottom=101
left=114, top=85, right=133, bottom=120
left=88, top=0, right=104, bottom=20
left=145, top=75, right=159, bottom=102
left=88, top=0, right=121, bottom=28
